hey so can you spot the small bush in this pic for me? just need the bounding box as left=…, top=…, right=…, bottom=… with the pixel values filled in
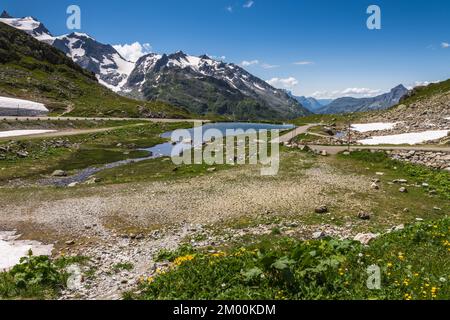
left=0, top=252, right=69, bottom=299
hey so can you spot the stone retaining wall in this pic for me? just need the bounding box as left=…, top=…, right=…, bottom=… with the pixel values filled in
left=388, top=150, right=450, bottom=171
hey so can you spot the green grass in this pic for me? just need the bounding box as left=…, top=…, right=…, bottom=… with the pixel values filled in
left=0, top=122, right=192, bottom=182
left=395, top=79, right=450, bottom=106
left=125, top=217, right=449, bottom=300
left=0, top=119, right=147, bottom=131
left=340, top=151, right=450, bottom=199
left=0, top=253, right=89, bottom=300
left=291, top=113, right=363, bottom=126
left=292, top=133, right=323, bottom=144
left=96, top=132, right=284, bottom=184
left=95, top=157, right=233, bottom=185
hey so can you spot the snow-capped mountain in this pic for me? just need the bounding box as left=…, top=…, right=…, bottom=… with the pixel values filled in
left=1, top=11, right=309, bottom=119
left=52, top=33, right=134, bottom=91
left=123, top=51, right=309, bottom=119
left=0, top=11, right=132, bottom=92
left=0, top=11, right=53, bottom=41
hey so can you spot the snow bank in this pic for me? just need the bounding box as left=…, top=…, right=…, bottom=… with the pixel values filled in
left=0, top=96, right=49, bottom=116
left=0, top=231, right=54, bottom=271
left=358, top=130, right=449, bottom=145
left=0, top=130, right=57, bottom=138
left=351, top=122, right=398, bottom=133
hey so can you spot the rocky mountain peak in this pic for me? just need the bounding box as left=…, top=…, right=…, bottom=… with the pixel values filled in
left=0, top=10, right=12, bottom=18
left=170, top=51, right=188, bottom=60
left=391, top=84, right=408, bottom=94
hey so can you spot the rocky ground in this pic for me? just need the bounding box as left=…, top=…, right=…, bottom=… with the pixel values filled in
left=58, top=220, right=361, bottom=300
left=367, top=91, right=450, bottom=132
left=389, top=150, right=450, bottom=171
left=1, top=120, right=449, bottom=300
left=0, top=157, right=379, bottom=299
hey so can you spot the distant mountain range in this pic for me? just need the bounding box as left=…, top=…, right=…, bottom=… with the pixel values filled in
left=286, top=93, right=329, bottom=112
left=0, top=11, right=310, bottom=120
left=317, top=85, right=409, bottom=114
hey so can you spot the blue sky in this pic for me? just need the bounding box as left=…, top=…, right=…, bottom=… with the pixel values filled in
left=2, top=0, right=449, bottom=98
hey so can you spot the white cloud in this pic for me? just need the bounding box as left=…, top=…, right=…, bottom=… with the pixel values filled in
left=261, top=63, right=279, bottom=69
left=442, top=42, right=449, bottom=48
left=243, top=1, right=255, bottom=8
left=311, top=87, right=382, bottom=99
left=294, top=61, right=314, bottom=65
left=241, top=59, right=259, bottom=67
left=341, top=88, right=381, bottom=96
left=113, top=42, right=152, bottom=62
left=226, top=6, right=233, bottom=12
left=406, top=80, right=440, bottom=90
left=208, top=55, right=226, bottom=61
left=266, top=77, right=299, bottom=89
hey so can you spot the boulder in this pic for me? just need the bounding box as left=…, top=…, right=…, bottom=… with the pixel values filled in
left=312, top=231, right=327, bottom=240
left=52, top=170, right=67, bottom=177
left=86, top=177, right=101, bottom=185
left=353, top=233, right=379, bottom=245
left=371, top=182, right=379, bottom=190
left=357, top=211, right=371, bottom=220
left=16, top=151, right=29, bottom=158
left=315, top=205, right=328, bottom=214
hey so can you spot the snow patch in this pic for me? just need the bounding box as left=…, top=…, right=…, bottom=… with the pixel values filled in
left=0, top=96, right=48, bottom=112
left=0, top=231, right=54, bottom=271
left=358, top=130, right=449, bottom=145
left=0, top=130, right=57, bottom=138
left=0, top=16, right=52, bottom=40
left=351, top=122, right=398, bottom=133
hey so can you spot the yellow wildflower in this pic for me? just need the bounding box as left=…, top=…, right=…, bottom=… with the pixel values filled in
left=173, top=254, right=195, bottom=266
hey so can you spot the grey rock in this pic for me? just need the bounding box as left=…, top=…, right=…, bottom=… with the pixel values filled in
left=357, top=211, right=371, bottom=220
left=315, top=205, right=328, bottom=214
left=52, top=170, right=67, bottom=177
left=353, top=233, right=379, bottom=245
left=312, top=231, right=327, bottom=239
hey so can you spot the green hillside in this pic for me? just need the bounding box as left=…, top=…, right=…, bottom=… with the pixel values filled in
left=398, top=79, right=450, bottom=106
left=0, top=22, right=191, bottom=119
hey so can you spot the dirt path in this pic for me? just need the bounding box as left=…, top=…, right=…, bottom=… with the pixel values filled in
left=0, top=116, right=208, bottom=123
left=0, top=125, right=148, bottom=141
left=278, top=124, right=450, bottom=154
left=276, top=124, right=318, bottom=143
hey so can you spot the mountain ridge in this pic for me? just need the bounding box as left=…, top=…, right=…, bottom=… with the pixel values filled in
left=317, top=85, right=409, bottom=114
left=0, top=22, right=190, bottom=118
left=1, top=12, right=310, bottom=120
left=124, top=51, right=310, bottom=119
